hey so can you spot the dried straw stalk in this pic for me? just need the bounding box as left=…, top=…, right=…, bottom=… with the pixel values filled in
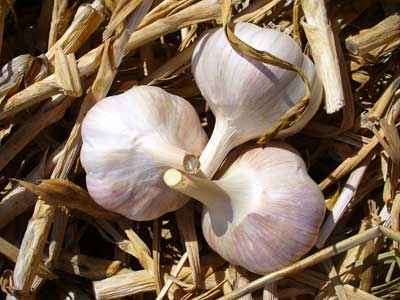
left=48, top=0, right=68, bottom=48
left=152, top=219, right=162, bottom=294
left=175, top=204, right=202, bottom=289
left=216, top=226, right=383, bottom=300
left=93, top=253, right=226, bottom=300
left=54, top=50, right=82, bottom=97
left=56, top=252, right=123, bottom=280
left=0, top=0, right=220, bottom=120
left=292, top=269, right=382, bottom=300
left=93, top=219, right=154, bottom=273
left=0, top=237, right=57, bottom=280
left=301, top=0, right=351, bottom=114
left=0, top=145, right=63, bottom=229
left=0, top=94, right=74, bottom=173
left=322, top=259, right=348, bottom=300
left=0, top=54, right=34, bottom=104
left=316, top=154, right=372, bottom=248
left=46, top=0, right=106, bottom=63
left=7, top=203, right=55, bottom=300
left=320, top=76, right=400, bottom=190
left=345, top=15, right=400, bottom=56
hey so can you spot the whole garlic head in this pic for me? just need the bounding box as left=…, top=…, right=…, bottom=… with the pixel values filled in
left=192, top=22, right=323, bottom=178
left=81, top=86, right=208, bottom=221
left=164, top=142, right=325, bottom=274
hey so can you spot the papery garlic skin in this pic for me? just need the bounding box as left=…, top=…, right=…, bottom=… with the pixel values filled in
left=165, top=142, right=325, bottom=274
left=192, top=22, right=323, bottom=178
left=81, top=86, right=208, bottom=221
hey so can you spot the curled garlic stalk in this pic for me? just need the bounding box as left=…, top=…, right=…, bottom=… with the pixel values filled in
left=81, top=86, right=208, bottom=221
left=164, top=142, right=325, bottom=274
left=192, top=22, right=323, bottom=177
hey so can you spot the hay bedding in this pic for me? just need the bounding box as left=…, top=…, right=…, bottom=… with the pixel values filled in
left=0, top=0, right=399, bottom=299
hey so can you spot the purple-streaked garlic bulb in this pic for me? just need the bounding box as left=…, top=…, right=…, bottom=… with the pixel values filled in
left=164, top=142, right=325, bottom=274
left=192, top=22, right=323, bottom=178
left=81, top=86, right=208, bottom=221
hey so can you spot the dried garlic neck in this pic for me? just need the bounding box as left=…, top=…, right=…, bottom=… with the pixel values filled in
left=199, top=119, right=239, bottom=178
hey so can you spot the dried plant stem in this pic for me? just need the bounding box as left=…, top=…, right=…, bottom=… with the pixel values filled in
left=316, top=155, right=372, bottom=247
left=152, top=219, right=163, bottom=294
left=0, top=237, right=57, bottom=280
left=0, top=47, right=102, bottom=120
left=0, top=0, right=220, bottom=120
left=379, top=204, right=392, bottom=227
left=56, top=252, right=123, bottom=280
left=48, top=0, right=68, bottom=48
left=0, top=146, right=63, bottom=229
left=391, top=193, right=400, bottom=250
left=263, top=283, right=277, bottom=300
left=337, top=219, right=370, bottom=283
left=293, top=269, right=382, bottom=300
left=0, top=54, right=34, bottom=103
left=235, top=0, right=284, bottom=23
left=345, top=15, right=400, bottom=56
left=216, top=227, right=381, bottom=300
left=125, top=0, right=220, bottom=53
left=9, top=203, right=55, bottom=299
left=323, top=260, right=348, bottom=300
left=235, top=273, right=252, bottom=300
left=120, top=222, right=154, bottom=273
left=54, top=49, right=82, bottom=97
left=93, top=269, right=156, bottom=300
left=379, top=226, right=400, bottom=243
left=319, top=137, right=378, bottom=190
left=93, top=255, right=228, bottom=300
left=142, top=43, right=195, bottom=85
left=320, top=91, right=400, bottom=190
left=373, top=118, right=400, bottom=202
left=46, top=0, right=105, bottom=62
left=0, top=95, right=74, bottom=173
left=292, top=0, right=302, bottom=47
left=139, top=0, right=196, bottom=29
left=301, top=0, right=348, bottom=114
left=358, top=232, right=376, bottom=292
left=175, top=203, right=201, bottom=289
left=156, top=252, right=189, bottom=300
left=17, top=179, right=119, bottom=220
left=368, top=76, right=400, bottom=122
left=95, top=220, right=153, bottom=272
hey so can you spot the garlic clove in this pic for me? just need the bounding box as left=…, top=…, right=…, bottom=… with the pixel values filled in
left=81, top=86, right=208, bottom=221
left=164, top=142, right=326, bottom=274
left=192, top=22, right=323, bottom=178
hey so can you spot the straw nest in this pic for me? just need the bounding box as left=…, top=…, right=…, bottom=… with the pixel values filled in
left=0, top=0, right=400, bottom=299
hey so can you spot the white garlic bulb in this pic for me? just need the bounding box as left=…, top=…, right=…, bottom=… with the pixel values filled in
left=192, top=22, right=323, bottom=177
left=164, top=142, right=325, bottom=274
left=81, top=86, right=208, bottom=221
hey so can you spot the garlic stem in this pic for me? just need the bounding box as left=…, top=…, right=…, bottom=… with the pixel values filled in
left=199, top=119, right=238, bottom=178
left=148, top=142, right=192, bottom=171
left=164, top=169, right=230, bottom=214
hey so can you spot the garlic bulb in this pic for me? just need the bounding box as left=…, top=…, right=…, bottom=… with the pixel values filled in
left=164, top=142, right=325, bottom=274
left=81, top=86, right=208, bottom=221
left=192, top=22, right=323, bottom=177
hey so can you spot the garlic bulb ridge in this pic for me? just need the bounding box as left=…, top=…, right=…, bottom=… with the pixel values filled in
left=192, top=22, right=323, bottom=178
left=81, top=86, right=208, bottom=221
left=164, top=142, right=325, bottom=274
